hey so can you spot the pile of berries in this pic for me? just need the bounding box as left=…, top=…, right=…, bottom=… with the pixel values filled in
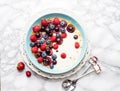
left=30, top=17, right=76, bottom=69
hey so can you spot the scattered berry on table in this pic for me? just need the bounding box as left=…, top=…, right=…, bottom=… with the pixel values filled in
left=17, top=62, right=25, bottom=71
left=26, top=71, right=31, bottom=77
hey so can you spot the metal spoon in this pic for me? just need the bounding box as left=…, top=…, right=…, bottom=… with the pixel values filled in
left=62, top=69, right=94, bottom=91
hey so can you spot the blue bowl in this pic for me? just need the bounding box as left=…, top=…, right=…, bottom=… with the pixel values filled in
left=25, top=13, right=87, bottom=74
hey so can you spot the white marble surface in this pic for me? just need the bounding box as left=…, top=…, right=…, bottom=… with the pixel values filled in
left=1, top=0, right=120, bottom=91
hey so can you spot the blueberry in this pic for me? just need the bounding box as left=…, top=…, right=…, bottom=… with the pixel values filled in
left=41, top=52, right=47, bottom=58
left=52, top=60, right=57, bottom=65
left=56, top=33, right=61, bottom=38
left=42, top=34, right=48, bottom=39
left=30, top=42, right=35, bottom=47
left=52, top=54, right=57, bottom=60
left=49, top=23, right=55, bottom=30
left=39, top=38, right=45, bottom=44
left=50, top=63, right=54, bottom=69
left=60, top=28, right=66, bottom=33
left=35, top=33, right=40, bottom=38
left=46, top=40, right=51, bottom=45
left=60, top=20, right=67, bottom=27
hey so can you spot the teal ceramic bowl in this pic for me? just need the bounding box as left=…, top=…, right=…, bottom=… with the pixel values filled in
left=25, top=12, right=87, bottom=74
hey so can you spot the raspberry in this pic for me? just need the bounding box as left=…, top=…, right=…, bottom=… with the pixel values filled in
left=40, top=44, right=46, bottom=51
left=32, top=25, right=40, bottom=32
left=30, top=35, right=37, bottom=42
left=61, top=53, right=66, bottom=59
left=53, top=18, right=60, bottom=25
left=50, top=36, right=56, bottom=42
left=53, top=44, right=58, bottom=49
left=37, top=57, right=43, bottom=63
left=31, top=46, right=38, bottom=53
left=61, top=33, right=67, bottom=38
left=41, top=19, right=48, bottom=26
left=75, top=42, right=80, bottom=49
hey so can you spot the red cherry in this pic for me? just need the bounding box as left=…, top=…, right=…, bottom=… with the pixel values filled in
left=41, top=19, right=48, bottom=26
left=53, top=18, right=60, bottom=25
left=61, top=33, right=67, bottom=38
left=53, top=43, right=58, bottom=49
left=32, top=25, right=40, bottom=32
left=17, top=62, right=25, bottom=71
left=75, top=42, right=80, bottom=49
left=30, top=35, right=37, bottom=42
left=40, top=44, right=46, bottom=51
left=50, top=36, right=56, bottom=42
left=26, top=71, right=31, bottom=77
left=61, top=53, right=66, bottom=59
left=37, top=57, right=43, bottom=63
left=31, top=46, right=38, bottom=53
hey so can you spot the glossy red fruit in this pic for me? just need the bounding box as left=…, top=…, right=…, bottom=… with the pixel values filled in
left=31, top=46, right=38, bottom=53
left=61, top=33, right=67, bottom=38
left=50, top=36, right=56, bottom=42
left=33, top=25, right=40, bottom=32
left=37, top=57, right=43, bottom=63
left=30, top=35, right=37, bottom=42
left=61, top=53, right=66, bottom=59
left=17, top=62, right=25, bottom=71
left=26, top=71, right=31, bottom=77
left=41, top=19, right=48, bottom=26
left=53, top=43, right=58, bottom=49
left=75, top=42, right=80, bottom=49
left=53, top=18, right=60, bottom=25
left=40, top=44, right=46, bottom=51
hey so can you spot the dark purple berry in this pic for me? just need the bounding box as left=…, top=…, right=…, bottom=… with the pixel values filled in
left=73, top=35, right=78, bottom=39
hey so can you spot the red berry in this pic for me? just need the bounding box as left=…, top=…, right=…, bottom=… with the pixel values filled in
left=50, top=36, right=56, bottom=42
left=61, top=33, right=67, bottom=38
left=26, top=71, right=31, bottom=77
left=40, top=44, right=46, bottom=51
left=17, top=62, right=25, bottom=71
left=31, top=46, right=38, bottom=53
left=37, top=57, right=43, bottom=63
left=32, top=25, right=40, bottom=32
left=75, top=42, right=80, bottom=49
left=41, top=19, right=48, bottom=26
left=53, top=43, right=58, bottom=49
left=53, top=18, right=60, bottom=25
left=30, top=35, right=37, bottom=42
left=61, top=53, right=66, bottom=59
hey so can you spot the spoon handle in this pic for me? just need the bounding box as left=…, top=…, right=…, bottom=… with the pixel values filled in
left=76, top=69, right=94, bottom=81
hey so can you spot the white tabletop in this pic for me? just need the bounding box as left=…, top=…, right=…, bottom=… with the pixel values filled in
left=1, top=0, right=120, bottom=91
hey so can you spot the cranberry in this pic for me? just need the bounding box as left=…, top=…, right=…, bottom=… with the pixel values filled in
left=26, top=71, right=31, bottom=77
left=75, top=42, right=80, bottom=49
left=17, top=62, right=25, bottom=71
left=61, top=53, right=66, bottom=59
